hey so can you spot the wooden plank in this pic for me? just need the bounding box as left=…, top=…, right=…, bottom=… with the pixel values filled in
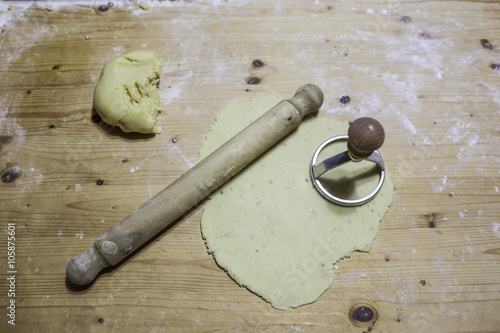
left=0, top=0, right=499, bottom=331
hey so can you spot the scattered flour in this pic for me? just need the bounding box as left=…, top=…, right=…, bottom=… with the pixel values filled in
left=398, top=112, right=417, bottom=135
left=492, top=223, right=500, bottom=238
left=170, top=144, right=195, bottom=169
left=162, top=85, right=183, bottom=105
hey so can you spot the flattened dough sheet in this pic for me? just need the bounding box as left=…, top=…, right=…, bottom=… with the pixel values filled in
left=200, top=90, right=393, bottom=310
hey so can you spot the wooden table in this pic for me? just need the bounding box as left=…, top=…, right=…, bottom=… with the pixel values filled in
left=1, top=1, right=499, bottom=332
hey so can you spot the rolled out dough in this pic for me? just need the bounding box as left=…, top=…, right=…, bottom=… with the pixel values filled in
left=200, top=90, right=393, bottom=310
left=93, top=50, right=162, bottom=134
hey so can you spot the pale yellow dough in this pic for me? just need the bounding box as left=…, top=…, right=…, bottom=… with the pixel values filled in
left=93, top=50, right=162, bottom=134
left=200, top=90, right=393, bottom=310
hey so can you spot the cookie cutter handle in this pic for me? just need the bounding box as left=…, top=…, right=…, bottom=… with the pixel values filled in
left=347, top=117, right=385, bottom=160
left=310, top=117, right=386, bottom=206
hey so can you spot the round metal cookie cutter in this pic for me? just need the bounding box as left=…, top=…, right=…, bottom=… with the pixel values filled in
left=310, top=117, right=386, bottom=206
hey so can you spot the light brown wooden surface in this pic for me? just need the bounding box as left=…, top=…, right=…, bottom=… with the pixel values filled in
left=0, top=1, right=499, bottom=332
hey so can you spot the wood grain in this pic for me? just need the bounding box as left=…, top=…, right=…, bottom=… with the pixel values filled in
left=1, top=1, right=499, bottom=332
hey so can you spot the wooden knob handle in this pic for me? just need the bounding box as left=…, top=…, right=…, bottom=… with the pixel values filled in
left=66, top=84, right=323, bottom=285
left=66, top=244, right=110, bottom=286
left=347, top=117, right=385, bottom=159
left=288, top=84, right=324, bottom=118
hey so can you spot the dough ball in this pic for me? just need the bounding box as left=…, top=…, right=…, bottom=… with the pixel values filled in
left=93, top=50, right=163, bottom=134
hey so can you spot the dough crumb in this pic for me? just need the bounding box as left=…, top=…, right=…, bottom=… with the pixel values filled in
left=204, top=177, right=216, bottom=187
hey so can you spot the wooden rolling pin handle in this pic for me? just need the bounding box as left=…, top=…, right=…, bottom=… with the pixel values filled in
left=347, top=117, right=385, bottom=160
left=66, top=84, right=323, bottom=285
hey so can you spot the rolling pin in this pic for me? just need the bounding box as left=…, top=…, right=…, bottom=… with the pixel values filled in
left=66, top=84, right=324, bottom=285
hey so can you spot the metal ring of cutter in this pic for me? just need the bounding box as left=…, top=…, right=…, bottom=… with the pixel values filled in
left=310, top=135, right=386, bottom=206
